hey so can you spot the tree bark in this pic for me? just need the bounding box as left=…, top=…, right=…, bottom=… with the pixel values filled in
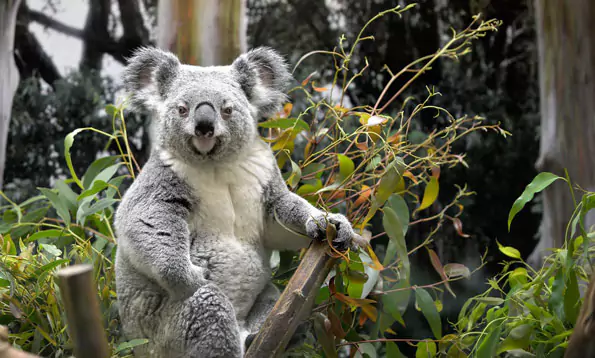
left=529, top=0, right=595, bottom=267
left=0, top=0, right=22, bottom=190
left=80, top=0, right=111, bottom=71
left=157, top=0, right=247, bottom=66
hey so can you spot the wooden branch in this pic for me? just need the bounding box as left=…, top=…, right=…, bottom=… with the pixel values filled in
left=0, top=326, right=39, bottom=358
left=244, top=240, right=337, bottom=358
left=56, top=264, right=110, bottom=358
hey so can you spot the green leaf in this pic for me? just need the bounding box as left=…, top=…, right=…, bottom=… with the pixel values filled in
left=415, top=288, right=442, bottom=339
left=382, top=207, right=409, bottom=279
left=39, top=244, right=62, bottom=257
left=476, top=320, right=503, bottom=358
left=564, top=269, right=580, bottom=324
left=497, top=324, right=532, bottom=354
left=302, top=163, right=325, bottom=178
left=365, top=155, right=381, bottom=172
left=496, top=241, right=521, bottom=259
left=549, top=268, right=565, bottom=322
left=37, top=259, right=70, bottom=275
left=38, top=188, right=71, bottom=226
left=375, top=158, right=406, bottom=206
left=64, top=128, right=88, bottom=189
left=417, top=176, right=439, bottom=211
left=106, top=175, right=127, bottom=199
left=259, top=118, right=310, bottom=132
left=54, top=180, right=78, bottom=212
left=386, top=342, right=407, bottom=358
left=415, top=340, right=437, bottom=358
left=115, top=339, right=149, bottom=353
left=82, top=155, right=120, bottom=189
left=382, top=279, right=410, bottom=325
left=24, top=229, right=68, bottom=244
left=508, top=172, right=564, bottom=231
left=337, top=154, right=355, bottom=180
left=388, top=194, right=409, bottom=237
left=287, top=160, right=302, bottom=188
left=475, top=297, right=504, bottom=306
left=77, top=180, right=109, bottom=201
left=90, top=163, right=121, bottom=189
left=76, top=198, right=117, bottom=225
left=105, top=104, right=118, bottom=117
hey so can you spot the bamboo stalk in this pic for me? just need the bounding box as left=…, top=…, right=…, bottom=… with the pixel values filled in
left=244, top=240, right=337, bottom=358
left=56, top=264, right=110, bottom=358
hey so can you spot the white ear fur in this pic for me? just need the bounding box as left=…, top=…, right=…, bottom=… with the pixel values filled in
left=123, top=47, right=181, bottom=112
left=232, top=47, right=293, bottom=119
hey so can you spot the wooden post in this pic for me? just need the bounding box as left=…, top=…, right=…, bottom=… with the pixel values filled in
left=244, top=240, right=337, bottom=358
left=56, top=264, right=110, bottom=358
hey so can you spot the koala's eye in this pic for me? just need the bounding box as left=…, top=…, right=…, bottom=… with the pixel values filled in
left=178, top=105, right=189, bottom=117
left=222, top=106, right=233, bottom=118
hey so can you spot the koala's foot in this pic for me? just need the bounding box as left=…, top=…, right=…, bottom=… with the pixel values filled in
left=180, top=284, right=242, bottom=358
left=306, top=213, right=362, bottom=252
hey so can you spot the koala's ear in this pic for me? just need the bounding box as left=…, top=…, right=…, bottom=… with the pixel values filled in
left=232, top=47, right=293, bottom=118
left=123, top=47, right=181, bottom=111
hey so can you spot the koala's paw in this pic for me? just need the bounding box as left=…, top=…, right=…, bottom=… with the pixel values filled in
left=306, top=213, right=362, bottom=252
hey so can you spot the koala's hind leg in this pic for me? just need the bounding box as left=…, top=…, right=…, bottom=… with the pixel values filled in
left=166, top=283, right=242, bottom=358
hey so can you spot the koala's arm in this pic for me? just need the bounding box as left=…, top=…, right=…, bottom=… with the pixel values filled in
left=262, top=165, right=359, bottom=251
left=116, top=169, right=204, bottom=299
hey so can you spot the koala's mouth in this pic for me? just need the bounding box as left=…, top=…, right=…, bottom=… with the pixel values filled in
left=191, top=137, right=220, bottom=156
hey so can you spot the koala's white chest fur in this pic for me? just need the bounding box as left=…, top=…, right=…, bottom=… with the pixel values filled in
left=160, top=139, right=275, bottom=321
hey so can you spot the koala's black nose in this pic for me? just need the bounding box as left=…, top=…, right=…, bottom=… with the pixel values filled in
left=194, top=102, right=216, bottom=137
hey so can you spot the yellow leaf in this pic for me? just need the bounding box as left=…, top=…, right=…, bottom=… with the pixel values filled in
left=417, top=176, right=439, bottom=211
left=282, top=103, right=293, bottom=117
left=497, top=240, right=521, bottom=259
left=403, top=170, right=418, bottom=184
left=365, top=244, right=384, bottom=271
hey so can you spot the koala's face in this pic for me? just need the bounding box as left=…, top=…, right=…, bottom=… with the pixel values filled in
left=123, top=47, right=292, bottom=163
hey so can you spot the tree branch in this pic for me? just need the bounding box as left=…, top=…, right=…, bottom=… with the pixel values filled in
left=116, top=0, right=149, bottom=59
left=14, top=9, right=62, bottom=88
left=80, top=0, right=111, bottom=70
left=244, top=241, right=337, bottom=357
left=23, top=7, right=126, bottom=65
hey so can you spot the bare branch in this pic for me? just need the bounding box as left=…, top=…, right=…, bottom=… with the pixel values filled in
left=23, top=7, right=126, bottom=65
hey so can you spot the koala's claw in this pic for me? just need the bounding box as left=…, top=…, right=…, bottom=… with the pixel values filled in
left=306, top=214, right=360, bottom=252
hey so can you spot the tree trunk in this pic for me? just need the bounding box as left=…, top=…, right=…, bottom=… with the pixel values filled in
left=529, top=0, right=595, bottom=267
left=0, top=0, right=22, bottom=190
left=156, top=0, right=247, bottom=66
left=150, top=0, right=247, bottom=148
left=80, top=0, right=111, bottom=71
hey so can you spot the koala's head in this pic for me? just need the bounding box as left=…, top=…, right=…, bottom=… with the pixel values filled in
left=123, top=47, right=292, bottom=162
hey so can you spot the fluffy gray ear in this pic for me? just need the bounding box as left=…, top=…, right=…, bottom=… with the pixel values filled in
left=232, top=47, right=293, bottom=118
left=123, top=47, right=181, bottom=111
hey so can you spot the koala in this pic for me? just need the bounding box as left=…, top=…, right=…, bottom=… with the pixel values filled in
left=114, top=46, right=361, bottom=358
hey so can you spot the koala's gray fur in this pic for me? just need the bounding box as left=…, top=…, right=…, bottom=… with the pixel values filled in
left=114, top=46, right=360, bottom=358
